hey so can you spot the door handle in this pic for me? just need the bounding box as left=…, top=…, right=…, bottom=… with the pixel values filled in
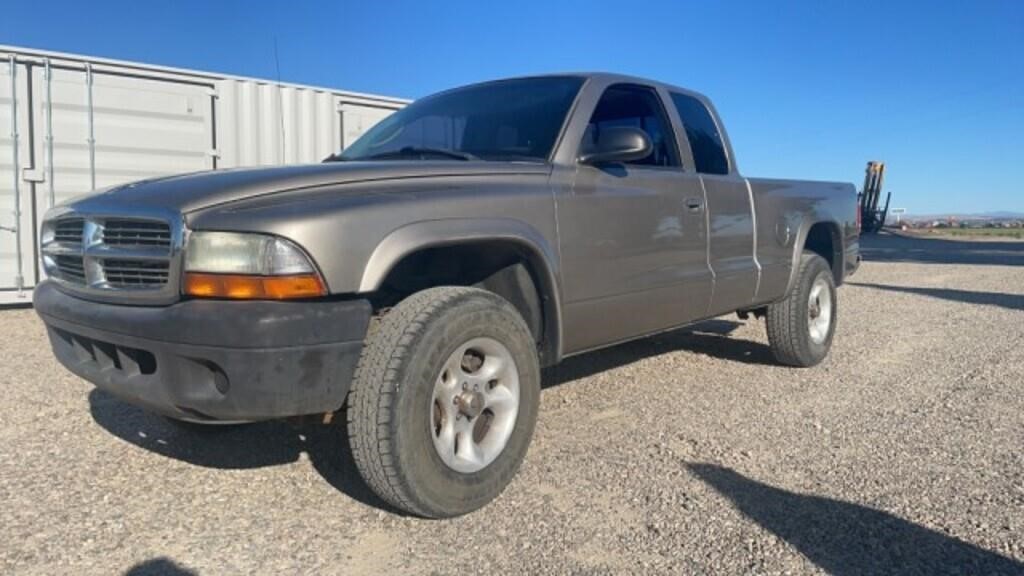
left=684, top=197, right=704, bottom=212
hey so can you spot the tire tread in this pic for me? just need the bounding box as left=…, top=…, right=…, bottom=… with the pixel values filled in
left=766, top=252, right=834, bottom=367
left=347, top=287, right=471, bottom=515
left=347, top=286, right=535, bottom=517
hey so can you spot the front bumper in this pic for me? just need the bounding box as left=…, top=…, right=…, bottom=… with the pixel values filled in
left=34, top=280, right=371, bottom=422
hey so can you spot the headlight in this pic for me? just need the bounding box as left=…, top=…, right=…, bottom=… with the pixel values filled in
left=183, top=232, right=326, bottom=300
left=185, top=232, right=315, bottom=275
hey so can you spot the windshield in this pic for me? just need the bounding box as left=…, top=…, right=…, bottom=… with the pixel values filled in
left=337, top=76, right=584, bottom=162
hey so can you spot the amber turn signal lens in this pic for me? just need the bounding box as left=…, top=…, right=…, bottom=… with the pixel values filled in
left=184, top=273, right=326, bottom=300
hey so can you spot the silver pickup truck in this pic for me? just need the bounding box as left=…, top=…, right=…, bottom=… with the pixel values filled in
left=35, top=73, right=859, bottom=517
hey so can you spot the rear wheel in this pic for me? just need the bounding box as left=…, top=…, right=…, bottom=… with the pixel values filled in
left=766, top=252, right=837, bottom=367
left=347, top=286, right=540, bottom=518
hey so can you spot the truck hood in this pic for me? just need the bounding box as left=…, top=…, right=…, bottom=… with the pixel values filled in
left=71, top=161, right=551, bottom=214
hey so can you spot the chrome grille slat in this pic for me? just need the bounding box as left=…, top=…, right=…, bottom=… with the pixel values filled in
left=104, top=238, right=170, bottom=246
left=103, top=227, right=171, bottom=234
left=101, top=266, right=168, bottom=274
left=43, top=243, right=85, bottom=256
left=86, top=245, right=173, bottom=260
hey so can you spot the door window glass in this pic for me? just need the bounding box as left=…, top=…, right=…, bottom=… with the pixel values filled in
left=582, top=85, right=681, bottom=167
left=670, top=92, right=729, bottom=175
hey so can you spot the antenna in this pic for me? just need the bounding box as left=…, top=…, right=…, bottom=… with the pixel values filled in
left=273, top=37, right=286, bottom=163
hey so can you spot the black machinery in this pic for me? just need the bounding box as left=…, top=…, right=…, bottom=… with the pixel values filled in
left=859, top=161, right=890, bottom=234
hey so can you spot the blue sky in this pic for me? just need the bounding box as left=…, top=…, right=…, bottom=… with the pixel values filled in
left=4, top=0, right=1021, bottom=214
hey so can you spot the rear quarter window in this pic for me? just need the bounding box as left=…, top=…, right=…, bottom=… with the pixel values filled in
left=670, top=93, right=730, bottom=175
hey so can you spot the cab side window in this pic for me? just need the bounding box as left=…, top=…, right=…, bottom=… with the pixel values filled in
left=582, top=84, right=680, bottom=167
left=670, top=92, right=729, bottom=175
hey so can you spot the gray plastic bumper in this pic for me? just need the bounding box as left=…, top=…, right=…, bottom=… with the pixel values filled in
left=34, top=280, right=371, bottom=422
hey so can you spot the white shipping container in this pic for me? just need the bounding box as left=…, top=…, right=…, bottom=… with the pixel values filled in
left=0, top=45, right=407, bottom=304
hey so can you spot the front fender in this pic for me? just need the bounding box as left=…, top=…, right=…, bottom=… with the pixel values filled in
left=359, top=217, right=564, bottom=359
left=359, top=218, right=558, bottom=290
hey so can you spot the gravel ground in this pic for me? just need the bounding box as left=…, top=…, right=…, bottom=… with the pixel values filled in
left=2, top=232, right=1023, bottom=575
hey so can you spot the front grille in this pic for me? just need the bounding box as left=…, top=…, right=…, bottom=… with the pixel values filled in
left=102, top=219, right=172, bottom=247
left=55, top=255, right=86, bottom=283
left=54, top=218, right=85, bottom=244
left=102, top=259, right=170, bottom=287
left=42, top=212, right=181, bottom=302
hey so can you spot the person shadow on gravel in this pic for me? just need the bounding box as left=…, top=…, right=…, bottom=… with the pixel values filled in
left=687, top=463, right=1023, bottom=575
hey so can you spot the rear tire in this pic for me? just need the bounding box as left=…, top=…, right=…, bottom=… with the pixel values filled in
left=347, top=286, right=540, bottom=518
left=766, top=252, right=837, bottom=367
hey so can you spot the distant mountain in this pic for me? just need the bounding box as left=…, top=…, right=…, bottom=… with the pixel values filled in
left=978, top=211, right=1024, bottom=219
left=905, top=211, right=1024, bottom=220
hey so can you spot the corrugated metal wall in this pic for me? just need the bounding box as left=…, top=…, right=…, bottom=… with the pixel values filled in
left=0, top=45, right=407, bottom=303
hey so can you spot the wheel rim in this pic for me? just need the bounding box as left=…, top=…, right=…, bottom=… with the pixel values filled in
left=430, top=337, right=520, bottom=474
left=807, top=275, right=833, bottom=345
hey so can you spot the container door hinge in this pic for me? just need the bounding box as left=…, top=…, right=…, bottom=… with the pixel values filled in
left=22, top=167, right=45, bottom=183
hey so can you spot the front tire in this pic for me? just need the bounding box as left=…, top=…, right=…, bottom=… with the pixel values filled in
left=766, top=252, right=837, bottom=367
left=347, top=287, right=540, bottom=518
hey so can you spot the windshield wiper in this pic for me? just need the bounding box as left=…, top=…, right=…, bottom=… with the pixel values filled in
left=364, top=146, right=479, bottom=161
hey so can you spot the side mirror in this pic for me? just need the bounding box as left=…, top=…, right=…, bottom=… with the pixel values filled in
left=578, top=126, right=653, bottom=165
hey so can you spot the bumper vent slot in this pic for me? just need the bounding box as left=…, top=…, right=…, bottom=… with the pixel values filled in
left=53, top=328, right=157, bottom=375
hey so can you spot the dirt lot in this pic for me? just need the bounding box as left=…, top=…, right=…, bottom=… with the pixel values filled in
left=2, top=233, right=1023, bottom=575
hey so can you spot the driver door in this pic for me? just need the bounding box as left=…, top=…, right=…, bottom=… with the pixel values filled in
left=557, top=83, right=712, bottom=354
